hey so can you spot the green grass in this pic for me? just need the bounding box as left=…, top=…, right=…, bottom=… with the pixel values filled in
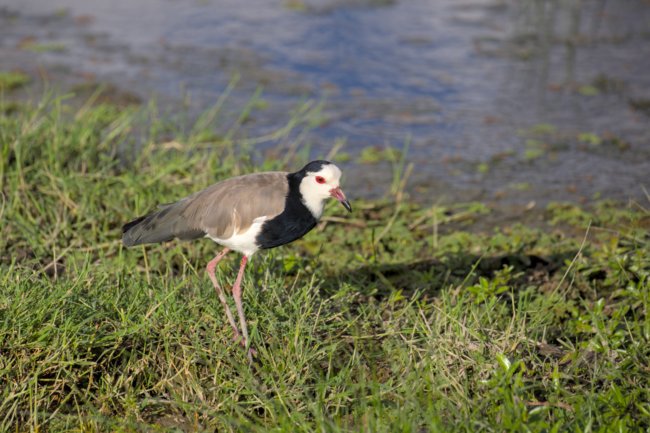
left=0, top=71, right=30, bottom=91
left=21, top=42, right=67, bottom=53
left=1, top=93, right=649, bottom=432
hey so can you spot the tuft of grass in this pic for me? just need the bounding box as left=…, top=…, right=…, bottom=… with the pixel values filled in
left=578, top=85, right=600, bottom=96
left=357, top=145, right=402, bottom=164
left=578, top=132, right=602, bottom=146
left=523, top=139, right=545, bottom=162
left=0, top=71, right=30, bottom=90
left=1, top=93, right=649, bottom=431
left=21, top=42, right=67, bottom=53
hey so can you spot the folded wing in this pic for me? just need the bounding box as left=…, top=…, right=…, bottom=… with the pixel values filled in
left=122, top=172, right=289, bottom=246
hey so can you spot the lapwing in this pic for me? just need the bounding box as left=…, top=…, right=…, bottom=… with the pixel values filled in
left=122, top=160, right=351, bottom=360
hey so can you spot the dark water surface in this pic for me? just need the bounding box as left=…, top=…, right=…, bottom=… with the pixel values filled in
left=2, top=0, right=649, bottom=205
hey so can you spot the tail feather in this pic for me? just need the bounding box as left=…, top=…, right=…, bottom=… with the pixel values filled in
left=122, top=201, right=205, bottom=247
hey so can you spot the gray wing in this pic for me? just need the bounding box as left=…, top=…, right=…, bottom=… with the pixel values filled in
left=122, top=171, right=289, bottom=246
left=186, top=171, right=289, bottom=239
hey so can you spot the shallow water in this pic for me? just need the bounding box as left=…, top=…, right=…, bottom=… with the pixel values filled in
left=2, top=0, right=649, bottom=205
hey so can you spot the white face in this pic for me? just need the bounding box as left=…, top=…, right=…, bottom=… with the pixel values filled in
left=299, top=163, right=343, bottom=218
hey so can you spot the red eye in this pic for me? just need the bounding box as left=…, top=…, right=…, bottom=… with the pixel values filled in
left=315, top=176, right=326, bottom=184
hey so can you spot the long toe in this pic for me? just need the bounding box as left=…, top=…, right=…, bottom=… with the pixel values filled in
left=232, top=335, right=257, bottom=360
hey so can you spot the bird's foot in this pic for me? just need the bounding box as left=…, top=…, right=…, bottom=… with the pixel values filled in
left=233, top=334, right=257, bottom=359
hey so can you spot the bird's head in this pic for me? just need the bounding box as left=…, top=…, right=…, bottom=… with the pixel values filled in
left=297, top=160, right=351, bottom=218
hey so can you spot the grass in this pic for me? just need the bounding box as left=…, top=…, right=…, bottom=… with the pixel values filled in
left=0, top=71, right=30, bottom=91
left=1, top=92, right=649, bottom=432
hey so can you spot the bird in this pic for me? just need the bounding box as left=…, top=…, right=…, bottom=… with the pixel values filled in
left=122, top=160, right=351, bottom=360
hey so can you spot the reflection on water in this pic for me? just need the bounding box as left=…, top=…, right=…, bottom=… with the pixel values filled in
left=1, top=0, right=649, bottom=204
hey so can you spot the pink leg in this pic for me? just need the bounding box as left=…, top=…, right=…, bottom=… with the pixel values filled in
left=206, top=248, right=241, bottom=339
left=232, top=255, right=254, bottom=361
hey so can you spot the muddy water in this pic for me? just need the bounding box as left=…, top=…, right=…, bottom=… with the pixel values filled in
left=1, top=0, right=649, bottom=205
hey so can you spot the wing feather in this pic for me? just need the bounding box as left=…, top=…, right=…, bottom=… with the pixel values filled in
left=122, top=171, right=288, bottom=246
left=183, top=171, right=288, bottom=239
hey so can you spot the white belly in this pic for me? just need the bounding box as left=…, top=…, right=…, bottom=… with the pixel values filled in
left=206, top=217, right=266, bottom=257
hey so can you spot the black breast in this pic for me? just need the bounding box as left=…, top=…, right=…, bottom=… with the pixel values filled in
left=255, top=172, right=317, bottom=250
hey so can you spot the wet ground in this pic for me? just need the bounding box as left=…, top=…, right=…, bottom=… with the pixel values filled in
left=1, top=0, right=649, bottom=206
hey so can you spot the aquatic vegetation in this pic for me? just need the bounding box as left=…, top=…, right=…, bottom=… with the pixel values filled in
left=0, top=71, right=30, bottom=90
